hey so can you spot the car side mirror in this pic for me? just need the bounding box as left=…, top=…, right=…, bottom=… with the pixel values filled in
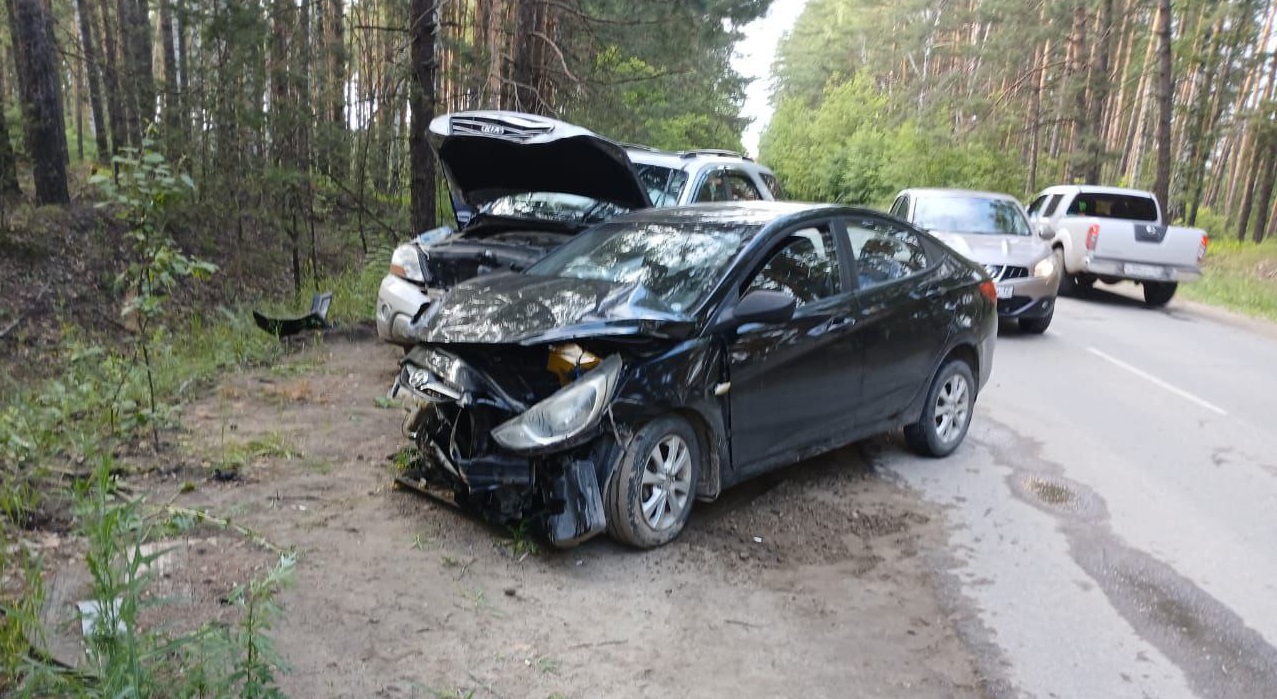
left=1036, top=224, right=1052, bottom=240
left=733, top=290, right=797, bottom=325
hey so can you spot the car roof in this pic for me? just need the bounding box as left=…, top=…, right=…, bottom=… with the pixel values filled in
left=607, top=200, right=855, bottom=230
left=1039, top=184, right=1155, bottom=197
left=899, top=187, right=1022, bottom=202
left=625, top=145, right=775, bottom=174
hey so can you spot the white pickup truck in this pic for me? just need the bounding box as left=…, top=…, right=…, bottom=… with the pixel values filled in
left=1026, top=185, right=1207, bottom=307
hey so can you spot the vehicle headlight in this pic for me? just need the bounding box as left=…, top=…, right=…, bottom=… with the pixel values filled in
left=491, top=354, right=622, bottom=453
left=1032, top=256, right=1056, bottom=279
left=389, top=244, right=426, bottom=283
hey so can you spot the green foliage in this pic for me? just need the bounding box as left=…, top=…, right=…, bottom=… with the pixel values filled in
left=2, top=458, right=295, bottom=698
left=762, top=73, right=1028, bottom=206
left=1180, top=237, right=1277, bottom=320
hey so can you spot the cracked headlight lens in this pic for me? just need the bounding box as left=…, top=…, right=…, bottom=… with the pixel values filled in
left=389, top=244, right=426, bottom=283
left=491, top=355, right=622, bottom=452
left=1032, top=256, right=1056, bottom=279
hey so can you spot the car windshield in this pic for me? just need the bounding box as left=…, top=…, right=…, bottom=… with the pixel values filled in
left=636, top=164, right=689, bottom=207
left=525, top=220, right=754, bottom=314
left=482, top=192, right=628, bottom=225
left=913, top=196, right=1031, bottom=236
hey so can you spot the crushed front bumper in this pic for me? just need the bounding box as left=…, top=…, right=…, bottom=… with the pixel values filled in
left=389, top=370, right=609, bottom=547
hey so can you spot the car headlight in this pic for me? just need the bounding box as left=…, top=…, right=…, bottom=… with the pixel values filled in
left=1032, top=256, right=1056, bottom=279
left=389, top=244, right=426, bottom=283
left=491, top=354, right=622, bottom=452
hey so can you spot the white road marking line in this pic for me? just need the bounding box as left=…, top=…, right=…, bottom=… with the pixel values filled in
left=1086, top=347, right=1228, bottom=416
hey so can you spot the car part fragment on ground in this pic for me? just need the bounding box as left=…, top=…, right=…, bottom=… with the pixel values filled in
left=253, top=291, right=333, bottom=337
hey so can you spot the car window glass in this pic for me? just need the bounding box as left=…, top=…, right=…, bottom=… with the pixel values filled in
left=760, top=172, right=784, bottom=199
left=696, top=170, right=763, bottom=202
left=845, top=217, right=929, bottom=289
left=1026, top=195, right=1047, bottom=216
left=1065, top=192, right=1159, bottom=221
left=1043, top=194, right=1064, bottom=216
left=744, top=225, right=841, bottom=306
left=635, top=164, right=689, bottom=207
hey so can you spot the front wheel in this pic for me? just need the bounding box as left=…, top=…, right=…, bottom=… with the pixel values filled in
left=1054, top=250, right=1076, bottom=296
left=904, top=359, right=976, bottom=458
left=605, top=415, right=701, bottom=549
left=1143, top=281, right=1177, bottom=307
left=1019, top=308, right=1053, bottom=334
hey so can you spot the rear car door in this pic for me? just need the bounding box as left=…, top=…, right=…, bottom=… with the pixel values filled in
left=843, top=214, right=953, bottom=427
left=726, top=221, right=862, bottom=478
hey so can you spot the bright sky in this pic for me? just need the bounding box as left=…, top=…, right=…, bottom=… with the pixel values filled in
left=734, top=0, right=810, bottom=157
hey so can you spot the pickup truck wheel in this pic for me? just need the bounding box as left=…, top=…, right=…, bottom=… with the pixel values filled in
left=604, top=415, right=701, bottom=549
left=1143, top=281, right=1178, bottom=307
left=904, top=359, right=975, bottom=458
left=1053, top=250, right=1078, bottom=296
left=1019, top=309, right=1053, bottom=334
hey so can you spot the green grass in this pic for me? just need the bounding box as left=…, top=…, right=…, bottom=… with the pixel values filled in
left=1181, top=238, right=1277, bottom=321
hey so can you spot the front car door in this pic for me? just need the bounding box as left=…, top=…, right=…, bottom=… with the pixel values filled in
left=724, top=221, right=863, bottom=479
left=843, top=214, right=953, bottom=428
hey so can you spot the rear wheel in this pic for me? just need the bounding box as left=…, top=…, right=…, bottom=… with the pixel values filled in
left=605, top=415, right=701, bottom=549
left=1143, top=281, right=1177, bottom=307
left=904, top=359, right=976, bottom=458
left=1019, top=308, right=1053, bottom=334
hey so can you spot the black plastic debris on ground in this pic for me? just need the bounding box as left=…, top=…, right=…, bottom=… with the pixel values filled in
left=253, top=291, right=333, bottom=337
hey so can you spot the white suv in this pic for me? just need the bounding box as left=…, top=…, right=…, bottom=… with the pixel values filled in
left=626, top=146, right=781, bottom=206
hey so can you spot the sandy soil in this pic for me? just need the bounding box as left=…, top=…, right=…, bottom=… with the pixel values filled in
left=40, top=333, right=990, bottom=699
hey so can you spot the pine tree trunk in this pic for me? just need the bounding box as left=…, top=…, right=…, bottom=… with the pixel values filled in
left=0, top=56, right=21, bottom=195
left=409, top=0, right=437, bottom=233
left=329, top=0, right=347, bottom=180
left=98, top=0, right=132, bottom=151
left=8, top=0, right=70, bottom=204
left=1083, top=0, right=1113, bottom=184
left=159, top=0, right=180, bottom=141
left=75, top=0, right=110, bottom=161
left=1251, top=139, right=1276, bottom=243
left=1151, top=0, right=1173, bottom=209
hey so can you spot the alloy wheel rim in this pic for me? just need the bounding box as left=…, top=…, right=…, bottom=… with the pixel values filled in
left=639, top=434, right=692, bottom=531
left=934, top=373, right=971, bottom=444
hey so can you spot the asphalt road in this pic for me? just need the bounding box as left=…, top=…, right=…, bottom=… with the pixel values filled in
left=878, top=285, right=1277, bottom=699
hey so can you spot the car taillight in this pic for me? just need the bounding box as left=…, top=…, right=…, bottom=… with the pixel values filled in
left=979, top=280, right=997, bottom=304
left=1085, top=224, right=1100, bottom=251
left=1198, top=233, right=1209, bottom=262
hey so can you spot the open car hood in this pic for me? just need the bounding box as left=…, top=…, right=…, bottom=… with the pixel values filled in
left=407, top=273, right=694, bottom=346
left=429, top=111, right=652, bottom=213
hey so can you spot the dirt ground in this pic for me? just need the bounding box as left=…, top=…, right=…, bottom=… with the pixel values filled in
left=38, top=332, right=990, bottom=699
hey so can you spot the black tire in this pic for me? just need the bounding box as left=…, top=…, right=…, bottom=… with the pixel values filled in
left=604, top=415, right=701, bottom=549
left=1054, top=249, right=1076, bottom=296
left=1143, top=281, right=1177, bottom=307
left=904, top=359, right=976, bottom=458
left=1019, top=308, right=1053, bottom=334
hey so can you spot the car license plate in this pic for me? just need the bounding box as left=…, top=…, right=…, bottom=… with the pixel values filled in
left=1125, top=263, right=1163, bottom=278
left=996, top=284, right=1013, bottom=299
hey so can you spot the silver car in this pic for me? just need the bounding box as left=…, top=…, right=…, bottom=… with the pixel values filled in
left=377, top=110, right=652, bottom=345
left=890, top=188, right=1061, bottom=333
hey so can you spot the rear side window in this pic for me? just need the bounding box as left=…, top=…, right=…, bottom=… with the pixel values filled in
left=844, top=217, right=929, bottom=289
left=695, top=170, right=762, bottom=202
left=1026, top=195, right=1047, bottom=216
left=1065, top=193, right=1158, bottom=221
left=760, top=172, right=784, bottom=199
left=1043, top=194, right=1065, bottom=216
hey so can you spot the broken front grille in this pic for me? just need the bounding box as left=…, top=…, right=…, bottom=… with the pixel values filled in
left=449, top=114, right=555, bottom=142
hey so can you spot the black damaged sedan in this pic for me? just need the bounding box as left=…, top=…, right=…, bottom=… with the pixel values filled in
left=391, top=201, right=997, bottom=549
